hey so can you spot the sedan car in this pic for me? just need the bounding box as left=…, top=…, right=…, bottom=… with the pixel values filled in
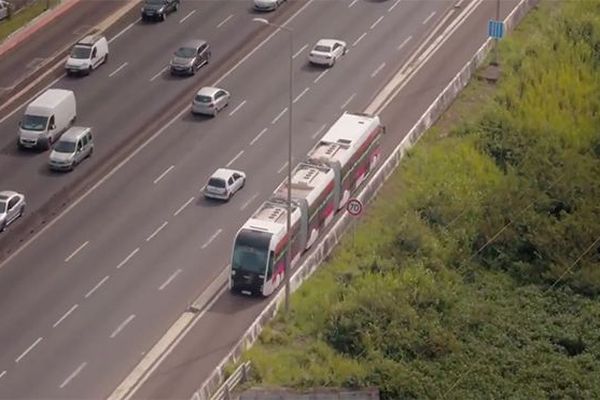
left=0, top=1, right=10, bottom=21
left=253, top=0, right=285, bottom=12
left=0, top=191, right=26, bottom=232
left=308, top=39, right=348, bottom=67
left=203, top=168, right=246, bottom=201
left=141, top=0, right=179, bottom=21
left=192, top=87, right=230, bottom=116
left=170, top=40, right=211, bottom=76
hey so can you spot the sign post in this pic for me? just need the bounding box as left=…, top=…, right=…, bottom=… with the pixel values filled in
left=346, top=198, right=363, bottom=250
left=488, top=0, right=504, bottom=66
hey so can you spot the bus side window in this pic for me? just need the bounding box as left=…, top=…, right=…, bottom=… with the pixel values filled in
left=266, top=251, right=274, bottom=279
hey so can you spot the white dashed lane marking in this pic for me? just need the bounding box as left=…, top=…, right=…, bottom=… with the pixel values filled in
left=352, top=32, right=367, bottom=47
left=340, top=93, right=356, bottom=109
left=250, top=127, right=268, bottom=145
left=398, top=35, right=412, bottom=50
left=116, top=248, right=139, bottom=269
left=150, top=66, right=169, bottom=82
left=371, top=62, right=386, bottom=78
left=153, top=165, right=174, bottom=184
left=53, top=304, right=79, bottom=328
left=241, top=193, right=259, bottom=210
left=226, top=150, right=244, bottom=167
left=109, top=62, right=128, bottom=77
left=311, top=123, right=327, bottom=139
left=370, top=15, right=384, bottom=30
left=179, top=9, right=196, bottom=23
left=15, top=337, right=43, bottom=363
left=65, top=241, right=89, bottom=263
left=159, top=269, right=182, bottom=291
left=110, top=314, right=135, bottom=339
left=293, top=44, right=308, bottom=59
left=271, top=107, right=288, bottom=124
left=202, top=229, right=222, bottom=249
left=85, top=275, right=110, bottom=298
left=174, top=197, right=195, bottom=216
left=293, top=87, right=309, bottom=103
left=228, top=100, right=246, bottom=116
left=217, top=14, right=233, bottom=28
left=146, top=221, right=168, bottom=242
left=59, top=362, right=87, bottom=389
left=423, top=11, right=436, bottom=24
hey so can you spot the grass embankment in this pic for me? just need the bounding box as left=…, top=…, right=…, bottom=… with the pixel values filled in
left=0, top=0, right=60, bottom=42
left=243, top=0, right=600, bottom=398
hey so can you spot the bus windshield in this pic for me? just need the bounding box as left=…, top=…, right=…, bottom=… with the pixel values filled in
left=232, top=229, right=271, bottom=274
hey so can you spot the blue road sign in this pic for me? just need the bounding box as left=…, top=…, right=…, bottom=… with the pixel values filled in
left=488, top=19, right=504, bottom=39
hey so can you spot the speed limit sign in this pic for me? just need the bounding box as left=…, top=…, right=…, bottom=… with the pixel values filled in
left=346, top=198, right=363, bottom=216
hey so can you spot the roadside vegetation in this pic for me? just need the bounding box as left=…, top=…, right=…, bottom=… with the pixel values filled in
left=0, top=0, right=59, bottom=42
left=243, top=0, right=600, bottom=398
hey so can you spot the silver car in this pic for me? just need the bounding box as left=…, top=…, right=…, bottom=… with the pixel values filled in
left=191, top=87, right=230, bottom=117
left=170, top=40, right=211, bottom=76
left=0, top=191, right=26, bottom=232
left=0, top=1, right=10, bottom=21
left=203, top=168, right=246, bottom=201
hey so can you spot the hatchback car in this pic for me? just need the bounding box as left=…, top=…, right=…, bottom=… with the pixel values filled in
left=0, top=191, right=26, bottom=232
left=253, top=0, right=285, bottom=12
left=192, top=87, right=230, bottom=116
left=203, top=168, right=246, bottom=201
left=48, top=127, right=94, bottom=171
left=141, top=0, right=179, bottom=21
left=170, top=40, right=211, bottom=75
left=308, top=39, right=348, bottom=67
left=0, top=1, right=10, bottom=21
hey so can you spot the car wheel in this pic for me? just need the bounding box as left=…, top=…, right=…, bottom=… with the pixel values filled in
left=174, top=2, right=179, bottom=11
left=87, top=66, right=92, bottom=75
left=103, top=53, right=108, bottom=64
left=88, top=146, right=94, bottom=158
left=241, top=178, right=246, bottom=189
left=343, top=46, right=348, bottom=55
left=0, top=221, right=5, bottom=232
left=19, top=205, right=25, bottom=219
left=161, top=12, right=166, bottom=21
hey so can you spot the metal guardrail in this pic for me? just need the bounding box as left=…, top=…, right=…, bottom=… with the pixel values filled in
left=208, top=362, right=251, bottom=400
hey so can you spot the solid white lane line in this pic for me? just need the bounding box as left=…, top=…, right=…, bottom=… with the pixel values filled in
left=53, top=304, right=79, bottom=328
left=250, top=127, right=268, bottom=146
left=110, top=314, right=135, bottom=339
left=271, top=107, right=288, bottom=124
left=59, top=362, right=87, bottom=389
left=179, top=9, right=196, bottom=23
left=311, top=123, right=328, bottom=139
left=15, top=337, right=43, bottom=363
left=371, top=62, right=386, bottom=78
left=340, top=93, right=356, bottom=109
left=65, top=241, right=89, bottom=263
left=226, top=150, right=244, bottom=167
left=159, top=269, right=182, bottom=291
left=292, top=44, right=308, bottom=59
left=388, top=0, right=401, bottom=12
left=241, top=193, right=259, bottom=211
left=397, top=35, right=412, bottom=50
left=109, top=62, right=128, bottom=77
left=174, top=197, right=195, bottom=216
left=153, top=165, right=174, bottom=184
left=201, top=229, right=222, bottom=249
left=348, top=0, right=358, bottom=7
left=116, top=248, right=140, bottom=269
left=85, top=275, right=110, bottom=298
left=108, top=19, right=139, bottom=43
left=423, top=10, right=436, bottom=24
left=217, top=14, right=233, bottom=28
left=150, top=66, right=169, bottom=82
left=370, top=15, right=384, bottom=30
left=314, top=70, right=328, bottom=83
left=228, top=100, right=246, bottom=116
left=277, top=161, right=288, bottom=174
left=0, top=370, right=5, bottom=380
left=146, top=221, right=168, bottom=242
left=352, top=32, right=367, bottom=47
left=293, top=87, right=310, bottom=104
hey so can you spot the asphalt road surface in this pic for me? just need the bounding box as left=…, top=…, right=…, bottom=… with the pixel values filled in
left=0, top=0, right=519, bottom=398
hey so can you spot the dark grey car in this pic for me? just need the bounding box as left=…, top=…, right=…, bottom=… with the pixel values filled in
left=141, top=0, right=179, bottom=21
left=170, top=40, right=211, bottom=76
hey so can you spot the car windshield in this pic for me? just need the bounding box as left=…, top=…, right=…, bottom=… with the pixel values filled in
left=21, top=115, right=48, bottom=131
left=314, top=45, right=331, bottom=53
left=0, top=201, right=6, bottom=214
left=70, top=46, right=91, bottom=59
left=175, top=47, right=196, bottom=58
left=194, top=94, right=212, bottom=103
left=54, top=140, right=76, bottom=153
left=207, top=178, right=226, bottom=188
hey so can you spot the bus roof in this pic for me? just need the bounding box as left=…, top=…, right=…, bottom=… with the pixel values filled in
left=273, top=162, right=334, bottom=207
left=308, top=112, right=381, bottom=168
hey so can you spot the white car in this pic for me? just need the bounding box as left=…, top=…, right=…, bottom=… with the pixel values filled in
left=0, top=190, right=26, bottom=232
left=253, top=0, right=284, bottom=12
left=203, top=168, right=246, bottom=201
left=308, top=39, right=347, bottom=67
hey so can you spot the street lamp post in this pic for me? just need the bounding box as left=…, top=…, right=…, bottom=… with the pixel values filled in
left=253, top=18, right=293, bottom=314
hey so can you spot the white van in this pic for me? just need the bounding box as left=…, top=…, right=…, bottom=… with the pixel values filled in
left=65, top=34, right=109, bottom=75
left=48, top=127, right=94, bottom=171
left=18, top=89, right=76, bottom=150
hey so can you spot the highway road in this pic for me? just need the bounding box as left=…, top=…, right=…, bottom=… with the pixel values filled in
left=0, top=0, right=520, bottom=398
